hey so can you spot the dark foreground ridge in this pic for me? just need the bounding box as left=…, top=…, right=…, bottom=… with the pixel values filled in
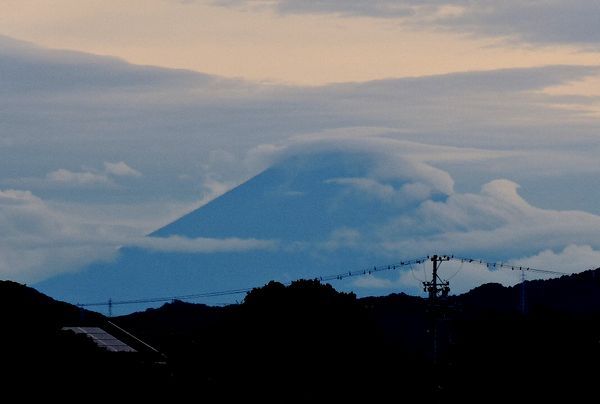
left=2, top=269, right=600, bottom=401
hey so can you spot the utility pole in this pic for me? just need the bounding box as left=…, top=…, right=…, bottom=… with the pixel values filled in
left=520, top=270, right=526, bottom=315
left=423, top=255, right=451, bottom=368
left=423, top=255, right=451, bottom=302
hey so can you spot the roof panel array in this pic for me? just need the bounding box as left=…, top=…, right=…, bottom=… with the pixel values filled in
left=62, top=327, right=136, bottom=353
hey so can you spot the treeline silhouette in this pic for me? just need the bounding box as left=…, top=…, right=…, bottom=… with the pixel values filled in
left=2, top=269, right=600, bottom=401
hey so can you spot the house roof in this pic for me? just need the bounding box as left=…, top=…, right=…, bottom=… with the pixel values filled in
left=62, top=327, right=136, bottom=353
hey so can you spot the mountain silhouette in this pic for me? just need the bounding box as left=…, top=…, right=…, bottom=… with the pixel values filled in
left=0, top=280, right=167, bottom=399
left=8, top=267, right=600, bottom=401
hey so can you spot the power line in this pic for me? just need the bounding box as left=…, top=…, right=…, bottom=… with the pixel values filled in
left=77, top=256, right=429, bottom=308
left=78, top=287, right=255, bottom=307
left=449, top=256, right=567, bottom=276
left=76, top=254, right=570, bottom=310
left=316, top=256, right=430, bottom=282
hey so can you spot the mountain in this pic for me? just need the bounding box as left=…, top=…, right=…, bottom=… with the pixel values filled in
left=34, top=148, right=597, bottom=315
left=35, top=150, right=448, bottom=313
left=151, top=151, right=432, bottom=240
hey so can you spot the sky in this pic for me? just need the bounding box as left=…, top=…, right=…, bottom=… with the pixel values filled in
left=1, top=1, right=600, bottom=294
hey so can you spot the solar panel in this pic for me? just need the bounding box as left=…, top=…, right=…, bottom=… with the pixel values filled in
left=62, top=327, right=137, bottom=352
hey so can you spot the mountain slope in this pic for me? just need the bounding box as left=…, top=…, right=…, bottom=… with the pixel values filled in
left=152, top=152, right=432, bottom=240
left=35, top=150, right=444, bottom=312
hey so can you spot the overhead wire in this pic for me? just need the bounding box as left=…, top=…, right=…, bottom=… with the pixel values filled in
left=446, top=259, right=464, bottom=280
left=450, top=256, right=567, bottom=276
left=77, top=254, right=570, bottom=309
left=409, top=262, right=423, bottom=283
left=78, top=256, right=430, bottom=308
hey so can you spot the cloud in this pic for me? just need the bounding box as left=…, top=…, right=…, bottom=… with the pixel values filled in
left=378, top=179, right=600, bottom=263
left=213, top=1, right=600, bottom=48
left=0, top=189, right=119, bottom=282
left=5, top=134, right=599, bottom=295
left=320, top=227, right=362, bottom=251
left=0, top=35, right=213, bottom=96
left=242, top=129, right=527, bottom=196
left=353, top=275, right=396, bottom=289
left=0, top=187, right=278, bottom=282
left=251, top=138, right=600, bottom=293
left=436, top=1, right=600, bottom=47
left=350, top=258, right=527, bottom=296
left=42, top=161, right=142, bottom=188
left=325, top=177, right=397, bottom=200
left=512, top=245, right=600, bottom=275
left=103, top=161, right=142, bottom=178
left=3, top=37, right=598, bottom=194
left=325, top=177, right=434, bottom=208
left=352, top=244, right=600, bottom=296
left=1, top=37, right=600, bottom=289
left=239, top=133, right=600, bottom=264
left=196, top=177, right=235, bottom=205
left=46, top=168, right=112, bottom=186
left=213, top=0, right=415, bottom=18
left=130, top=235, right=278, bottom=253
left=239, top=136, right=600, bottom=285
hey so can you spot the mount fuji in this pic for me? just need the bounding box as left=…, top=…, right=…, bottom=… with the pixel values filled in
left=36, top=149, right=452, bottom=313
left=36, top=142, right=577, bottom=314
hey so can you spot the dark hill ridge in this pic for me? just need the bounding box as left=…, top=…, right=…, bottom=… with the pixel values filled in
left=0, top=279, right=103, bottom=326
left=0, top=280, right=167, bottom=399
left=456, top=267, right=600, bottom=313
left=3, top=267, right=600, bottom=401
left=114, top=268, right=600, bottom=401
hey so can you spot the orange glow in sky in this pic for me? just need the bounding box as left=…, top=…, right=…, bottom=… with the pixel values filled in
left=1, top=0, right=599, bottom=87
